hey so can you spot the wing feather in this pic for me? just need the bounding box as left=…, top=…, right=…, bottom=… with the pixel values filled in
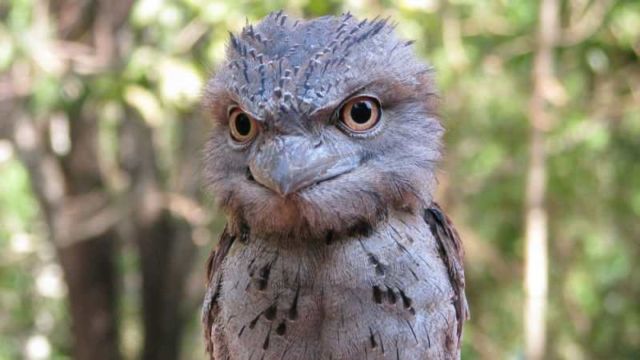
left=424, top=202, right=469, bottom=347
left=202, top=225, right=235, bottom=358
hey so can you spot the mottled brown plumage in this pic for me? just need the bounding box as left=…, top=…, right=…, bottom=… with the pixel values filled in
left=202, top=11, right=468, bottom=359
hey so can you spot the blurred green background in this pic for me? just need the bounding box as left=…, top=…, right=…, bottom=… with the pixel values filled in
left=0, top=0, right=638, bottom=359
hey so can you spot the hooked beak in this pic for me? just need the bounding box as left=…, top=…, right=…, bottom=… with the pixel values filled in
left=248, top=136, right=360, bottom=196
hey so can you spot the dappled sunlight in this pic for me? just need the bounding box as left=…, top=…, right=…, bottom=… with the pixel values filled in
left=25, top=334, right=51, bottom=360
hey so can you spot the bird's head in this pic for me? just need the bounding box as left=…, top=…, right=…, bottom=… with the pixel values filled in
left=204, top=12, right=443, bottom=240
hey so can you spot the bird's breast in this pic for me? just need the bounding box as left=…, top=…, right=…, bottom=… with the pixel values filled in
left=216, top=211, right=460, bottom=359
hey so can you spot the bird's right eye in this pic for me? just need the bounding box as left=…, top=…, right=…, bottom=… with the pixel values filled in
left=228, top=108, right=259, bottom=144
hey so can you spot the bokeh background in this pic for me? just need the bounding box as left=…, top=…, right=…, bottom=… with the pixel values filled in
left=1, top=0, right=639, bottom=359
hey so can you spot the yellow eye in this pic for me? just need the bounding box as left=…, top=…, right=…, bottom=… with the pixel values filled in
left=229, top=108, right=259, bottom=143
left=339, top=96, right=381, bottom=133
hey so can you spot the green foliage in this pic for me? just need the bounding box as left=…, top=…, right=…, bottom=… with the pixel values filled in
left=1, top=0, right=638, bottom=358
left=0, top=158, right=70, bottom=359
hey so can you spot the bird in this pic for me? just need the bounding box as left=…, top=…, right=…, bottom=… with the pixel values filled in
left=201, top=11, right=468, bottom=360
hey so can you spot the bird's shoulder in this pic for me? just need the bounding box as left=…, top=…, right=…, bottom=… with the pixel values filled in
left=202, top=225, right=235, bottom=357
left=423, top=202, right=469, bottom=347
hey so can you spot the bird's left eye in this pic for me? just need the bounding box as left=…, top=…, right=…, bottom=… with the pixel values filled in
left=339, top=96, right=381, bottom=133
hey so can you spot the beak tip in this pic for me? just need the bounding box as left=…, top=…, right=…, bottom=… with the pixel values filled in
left=275, top=183, right=294, bottom=197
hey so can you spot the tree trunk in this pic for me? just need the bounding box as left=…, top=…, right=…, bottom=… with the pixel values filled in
left=6, top=0, right=203, bottom=357
left=138, top=214, right=195, bottom=360
left=61, top=108, right=122, bottom=360
left=118, top=114, right=201, bottom=360
left=9, top=104, right=122, bottom=360
left=524, top=0, right=559, bottom=358
left=58, top=233, right=120, bottom=360
left=10, top=1, right=154, bottom=358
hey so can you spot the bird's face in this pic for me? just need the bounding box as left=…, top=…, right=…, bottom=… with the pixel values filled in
left=204, top=13, right=443, bottom=239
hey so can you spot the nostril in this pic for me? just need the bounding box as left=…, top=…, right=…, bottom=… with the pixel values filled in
left=246, top=168, right=255, bottom=182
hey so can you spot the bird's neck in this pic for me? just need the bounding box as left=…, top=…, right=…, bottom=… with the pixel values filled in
left=225, top=206, right=427, bottom=248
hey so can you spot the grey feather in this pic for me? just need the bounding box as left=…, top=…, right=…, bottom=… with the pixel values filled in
left=202, top=12, right=467, bottom=360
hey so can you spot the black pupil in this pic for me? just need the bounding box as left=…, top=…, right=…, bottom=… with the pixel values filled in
left=235, top=114, right=252, bottom=136
left=350, top=101, right=372, bottom=124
